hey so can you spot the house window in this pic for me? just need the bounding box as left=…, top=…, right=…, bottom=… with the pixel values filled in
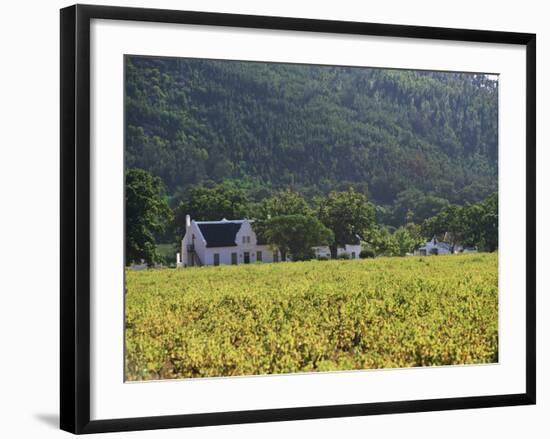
left=273, top=251, right=279, bottom=262
left=257, top=251, right=262, bottom=262
left=231, top=252, right=237, bottom=265
left=242, top=236, right=246, bottom=244
left=246, top=236, right=251, bottom=244
left=213, top=253, right=220, bottom=266
left=352, top=252, right=356, bottom=259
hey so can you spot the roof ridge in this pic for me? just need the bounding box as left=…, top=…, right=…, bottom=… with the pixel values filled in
left=194, top=218, right=253, bottom=224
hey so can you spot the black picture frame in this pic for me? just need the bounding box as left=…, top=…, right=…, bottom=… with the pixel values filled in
left=60, top=4, right=536, bottom=434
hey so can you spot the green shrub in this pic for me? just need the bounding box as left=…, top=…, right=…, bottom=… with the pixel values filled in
left=360, top=248, right=376, bottom=258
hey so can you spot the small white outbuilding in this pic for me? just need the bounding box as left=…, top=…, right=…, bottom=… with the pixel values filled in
left=414, top=236, right=452, bottom=256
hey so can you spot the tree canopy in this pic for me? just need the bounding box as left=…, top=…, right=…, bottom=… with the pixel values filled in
left=317, top=189, right=376, bottom=257
left=125, top=168, right=172, bottom=265
left=261, top=214, right=334, bottom=261
left=126, top=56, right=498, bottom=212
left=255, top=189, right=312, bottom=219
left=173, top=181, right=251, bottom=228
left=421, top=193, right=498, bottom=251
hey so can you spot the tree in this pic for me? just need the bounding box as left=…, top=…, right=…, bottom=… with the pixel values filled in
left=421, top=192, right=498, bottom=251
left=262, top=215, right=334, bottom=261
left=174, top=182, right=250, bottom=232
left=421, top=204, right=463, bottom=246
left=479, top=192, right=498, bottom=251
left=391, top=189, right=449, bottom=226
left=317, top=189, right=375, bottom=258
left=460, top=203, right=485, bottom=248
left=366, top=226, right=399, bottom=257
left=126, top=56, right=498, bottom=212
left=126, top=168, right=173, bottom=266
left=394, top=223, right=424, bottom=256
left=255, top=189, right=312, bottom=219
left=460, top=193, right=498, bottom=251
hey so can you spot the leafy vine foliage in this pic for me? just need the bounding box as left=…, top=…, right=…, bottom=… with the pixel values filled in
left=125, top=254, right=498, bottom=380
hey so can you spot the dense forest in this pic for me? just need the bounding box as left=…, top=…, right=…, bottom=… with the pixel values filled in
left=126, top=56, right=497, bottom=222
left=124, top=56, right=499, bottom=264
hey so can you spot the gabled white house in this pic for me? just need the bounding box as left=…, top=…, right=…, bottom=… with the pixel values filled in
left=177, top=215, right=363, bottom=267
left=413, top=236, right=480, bottom=256
left=312, top=240, right=362, bottom=260
left=414, top=236, right=452, bottom=256
left=177, top=215, right=279, bottom=267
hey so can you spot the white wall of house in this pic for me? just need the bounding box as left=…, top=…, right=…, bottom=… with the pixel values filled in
left=233, top=220, right=257, bottom=264
left=415, top=238, right=452, bottom=256
left=204, top=244, right=279, bottom=266
left=256, top=245, right=279, bottom=263
left=181, top=219, right=208, bottom=266
left=313, top=244, right=361, bottom=259
left=235, top=220, right=256, bottom=247
left=203, top=246, right=238, bottom=266
left=343, top=244, right=361, bottom=259
left=180, top=218, right=281, bottom=267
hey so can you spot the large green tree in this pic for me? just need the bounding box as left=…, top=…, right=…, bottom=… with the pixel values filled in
left=255, top=189, right=312, bottom=219
left=262, top=214, right=334, bottom=261
left=174, top=182, right=250, bottom=232
left=126, top=168, right=172, bottom=266
left=393, top=223, right=425, bottom=256
left=366, top=226, right=399, bottom=257
left=317, top=189, right=375, bottom=258
left=421, top=192, right=498, bottom=251
left=422, top=204, right=464, bottom=247
left=460, top=193, right=498, bottom=250
left=390, top=189, right=449, bottom=226
left=478, top=192, right=498, bottom=251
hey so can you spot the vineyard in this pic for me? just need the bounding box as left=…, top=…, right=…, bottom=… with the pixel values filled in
left=125, top=253, right=498, bottom=381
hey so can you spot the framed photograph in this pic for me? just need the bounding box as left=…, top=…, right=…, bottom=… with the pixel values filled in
left=60, top=4, right=536, bottom=434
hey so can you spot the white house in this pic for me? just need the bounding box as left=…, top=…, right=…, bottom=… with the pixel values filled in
left=178, top=215, right=280, bottom=267
left=414, top=236, right=453, bottom=256
left=412, top=236, right=480, bottom=256
left=177, top=215, right=362, bottom=267
left=312, top=244, right=361, bottom=260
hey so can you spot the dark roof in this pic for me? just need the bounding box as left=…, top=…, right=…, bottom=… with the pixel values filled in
left=197, top=222, right=241, bottom=248
left=350, top=233, right=362, bottom=245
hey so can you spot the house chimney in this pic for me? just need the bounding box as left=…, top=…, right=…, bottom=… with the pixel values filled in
left=185, top=214, right=191, bottom=231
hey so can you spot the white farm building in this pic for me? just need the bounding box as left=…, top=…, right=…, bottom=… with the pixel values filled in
left=178, top=215, right=361, bottom=267
left=312, top=243, right=361, bottom=260
left=415, top=237, right=452, bottom=256
left=414, top=236, right=478, bottom=256
left=178, top=215, right=278, bottom=267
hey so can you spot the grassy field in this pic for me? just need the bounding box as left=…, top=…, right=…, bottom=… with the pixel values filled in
left=125, top=253, right=498, bottom=381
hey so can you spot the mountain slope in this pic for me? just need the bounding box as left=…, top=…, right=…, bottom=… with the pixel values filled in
left=125, top=56, right=498, bottom=206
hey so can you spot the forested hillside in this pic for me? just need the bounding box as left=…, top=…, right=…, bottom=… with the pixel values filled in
left=125, top=55, right=498, bottom=226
